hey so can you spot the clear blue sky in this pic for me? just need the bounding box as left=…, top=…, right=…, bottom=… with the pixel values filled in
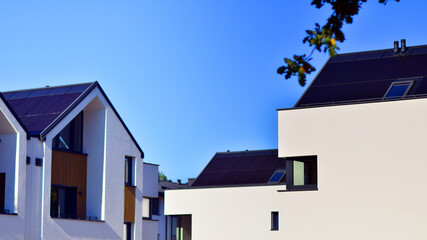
left=0, top=1, right=425, bottom=181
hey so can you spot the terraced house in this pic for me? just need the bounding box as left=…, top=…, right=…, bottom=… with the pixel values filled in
left=0, top=82, right=144, bottom=240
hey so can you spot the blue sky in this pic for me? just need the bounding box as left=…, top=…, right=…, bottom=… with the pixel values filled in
left=0, top=1, right=425, bottom=181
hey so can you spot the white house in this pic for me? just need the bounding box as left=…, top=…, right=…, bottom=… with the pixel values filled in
left=142, top=162, right=192, bottom=240
left=166, top=41, right=427, bottom=239
left=0, top=82, right=145, bottom=240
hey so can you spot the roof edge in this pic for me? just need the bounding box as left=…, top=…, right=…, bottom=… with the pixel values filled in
left=39, top=81, right=144, bottom=159
left=0, top=92, right=30, bottom=139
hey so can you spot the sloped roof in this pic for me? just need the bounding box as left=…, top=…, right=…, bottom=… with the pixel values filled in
left=295, top=44, right=427, bottom=108
left=2, top=83, right=92, bottom=136
left=192, top=149, right=285, bottom=187
left=0, top=82, right=144, bottom=158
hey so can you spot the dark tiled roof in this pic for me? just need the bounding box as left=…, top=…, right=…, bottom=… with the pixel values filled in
left=296, top=44, right=427, bottom=108
left=1, top=83, right=93, bottom=136
left=191, top=149, right=285, bottom=187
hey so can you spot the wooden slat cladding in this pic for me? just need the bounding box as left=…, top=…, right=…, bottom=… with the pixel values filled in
left=51, top=150, right=87, bottom=219
left=0, top=173, right=4, bottom=212
left=124, top=185, right=136, bottom=222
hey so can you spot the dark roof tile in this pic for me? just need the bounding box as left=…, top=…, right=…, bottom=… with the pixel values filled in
left=296, top=45, right=427, bottom=107
left=1, top=83, right=92, bottom=136
left=192, top=149, right=285, bottom=187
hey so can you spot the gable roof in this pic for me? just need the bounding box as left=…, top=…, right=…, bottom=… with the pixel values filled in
left=2, top=82, right=93, bottom=136
left=191, top=149, right=285, bottom=188
left=294, top=44, right=427, bottom=108
left=1, top=82, right=144, bottom=158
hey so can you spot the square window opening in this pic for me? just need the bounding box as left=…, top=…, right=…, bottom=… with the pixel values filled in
left=286, top=156, right=318, bottom=191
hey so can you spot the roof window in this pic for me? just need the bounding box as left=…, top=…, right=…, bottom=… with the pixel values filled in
left=268, top=169, right=285, bottom=184
left=384, top=81, right=413, bottom=100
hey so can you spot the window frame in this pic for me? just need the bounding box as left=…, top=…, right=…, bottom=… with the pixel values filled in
left=383, top=80, right=414, bottom=100
left=124, top=156, right=134, bottom=186
left=50, top=184, right=78, bottom=219
left=268, top=169, right=286, bottom=184
left=285, top=156, right=318, bottom=191
left=271, top=211, right=279, bottom=231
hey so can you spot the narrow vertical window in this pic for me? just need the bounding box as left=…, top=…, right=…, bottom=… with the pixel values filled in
left=271, top=212, right=279, bottom=231
left=125, top=157, right=133, bottom=186
left=142, top=197, right=151, bottom=219
left=123, top=222, right=132, bottom=240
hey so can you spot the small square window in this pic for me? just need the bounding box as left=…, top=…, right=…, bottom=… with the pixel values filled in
left=271, top=212, right=279, bottom=231
left=384, top=81, right=413, bottom=100
left=286, top=156, right=317, bottom=191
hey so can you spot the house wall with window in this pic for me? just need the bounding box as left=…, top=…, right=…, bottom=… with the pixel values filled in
left=165, top=185, right=284, bottom=240
left=0, top=97, right=27, bottom=240
left=39, top=87, right=143, bottom=240
left=142, top=163, right=159, bottom=240
left=278, top=98, right=427, bottom=240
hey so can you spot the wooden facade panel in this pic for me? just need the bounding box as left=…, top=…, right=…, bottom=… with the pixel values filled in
left=51, top=150, right=87, bottom=219
left=124, top=185, right=135, bottom=222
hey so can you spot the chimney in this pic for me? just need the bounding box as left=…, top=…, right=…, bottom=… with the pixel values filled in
left=393, top=41, right=400, bottom=55
left=400, top=39, right=408, bottom=55
left=177, top=179, right=181, bottom=184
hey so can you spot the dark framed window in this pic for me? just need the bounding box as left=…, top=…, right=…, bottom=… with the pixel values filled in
left=286, top=156, right=318, bottom=191
left=271, top=212, right=279, bottom=231
left=125, top=156, right=133, bottom=186
left=50, top=185, right=77, bottom=219
left=384, top=81, right=414, bottom=100
left=52, top=112, right=83, bottom=153
left=123, top=222, right=132, bottom=240
left=151, top=198, right=159, bottom=216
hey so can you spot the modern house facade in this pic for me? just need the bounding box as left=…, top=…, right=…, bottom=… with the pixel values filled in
left=166, top=42, right=427, bottom=239
left=0, top=82, right=144, bottom=240
left=165, top=149, right=286, bottom=240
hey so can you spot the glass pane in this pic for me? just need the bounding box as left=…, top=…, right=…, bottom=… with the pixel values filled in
left=142, top=198, right=150, bottom=218
left=270, top=172, right=284, bottom=183
left=386, top=84, right=410, bottom=99
left=293, top=161, right=305, bottom=186
left=73, top=113, right=83, bottom=152
left=123, top=224, right=127, bottom=240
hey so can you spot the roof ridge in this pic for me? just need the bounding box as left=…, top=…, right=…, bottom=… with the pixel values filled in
left=334, top=43, right=427, bottom=57
left=2, top=82, right=95, bottom=94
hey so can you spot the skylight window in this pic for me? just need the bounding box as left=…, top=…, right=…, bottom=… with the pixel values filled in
left=384, top=81, right=413, bottom=100
left=268, top=169, right=285, bottom=184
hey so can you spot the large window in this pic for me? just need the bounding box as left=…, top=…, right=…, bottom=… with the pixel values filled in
left=171, top=215, right=192, bottom=240
left=142, top=197, right=159, bottom=219
left=286, top=156, right=317, bottom=190
left=125, top=156, right=133, bottom=186
left=52, top=112, right=83, bottom=153
left=50, top=185, right=77, bottom=219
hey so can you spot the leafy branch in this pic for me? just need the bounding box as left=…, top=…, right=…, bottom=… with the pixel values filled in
left=277, top=0, right=399, bottom=86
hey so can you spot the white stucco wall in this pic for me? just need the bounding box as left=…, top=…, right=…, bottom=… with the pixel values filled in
left=142, top=220, right=159, bottom=240
left=278, top=98, right=427, bottom=240
left=143, top=163, right=158, bottom=198
left=0, top=99, right=27, bottom=240
left=0, top=134, right=17, bottom=212
left=165, top=185, right=285, bottom=240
